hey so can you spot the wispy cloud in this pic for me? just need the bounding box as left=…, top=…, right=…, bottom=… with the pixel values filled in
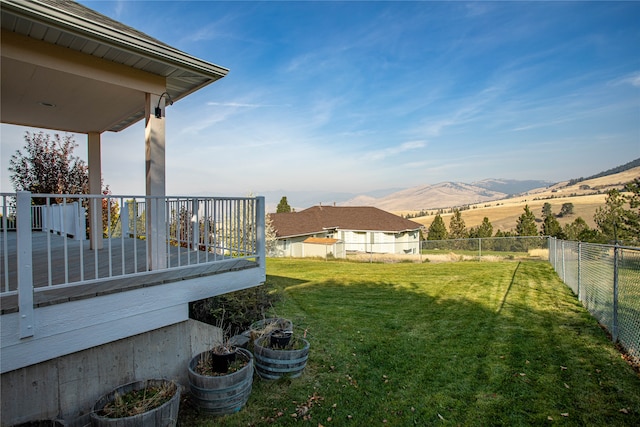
left=206, top=101, right=287, bottom=108
left=609, top=71, right=640, bottom=88
left=366, top=140, right=426, bottom=161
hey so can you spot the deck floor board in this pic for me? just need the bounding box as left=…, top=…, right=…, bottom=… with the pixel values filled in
left=0, top=232, right=258, bottom=313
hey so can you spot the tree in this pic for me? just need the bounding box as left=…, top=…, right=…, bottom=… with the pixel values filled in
left=427, top=214, right=448, bottom=240
left=516, top=205, right=538, bottom=236
left=563, top=217, right=594, bottom=242
left=8, top=131, right=116, bottom=236
left=594, top=189, right=627, bottom=243
left=541, top=203, right=563, bottom=238
left=542, top=214, right=563, bottom=238
left=448, top=209, right=467, bottom=239
left=9, top=132, right=88, bottom=204
left=559, top=203, right=574, bottom=217
left=276, top=196, right=291, bottom=213
left=265, top=213, right=278, bottom=256
left=621, top=178, right=640, bottom=244
left=469, top=217, right=493, bottom=238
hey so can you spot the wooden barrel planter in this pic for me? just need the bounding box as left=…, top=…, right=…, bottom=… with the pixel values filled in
left=253, top=336, right=310, bottom=380
left=90, top=379, right=180, bottom=427
left=187, top=348, right=253, bottom=415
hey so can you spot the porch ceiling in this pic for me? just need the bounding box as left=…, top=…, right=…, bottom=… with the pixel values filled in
left=0, top=0, right=229, bottom=134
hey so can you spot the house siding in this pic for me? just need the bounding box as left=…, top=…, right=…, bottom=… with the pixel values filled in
left=269, top=206, right=422, bottom=258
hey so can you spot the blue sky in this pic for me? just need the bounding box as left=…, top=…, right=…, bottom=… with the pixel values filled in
left=1, top=0, right=639, bottom=201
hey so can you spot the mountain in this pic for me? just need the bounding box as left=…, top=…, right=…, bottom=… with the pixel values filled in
left=264, top=159, right=639, bottom=213
left=472, top=179, right=553, bottom=196
left=341, top=179, right=550, bottom=212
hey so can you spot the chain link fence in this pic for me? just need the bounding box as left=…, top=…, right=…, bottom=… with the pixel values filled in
left=549, top=238, right=640, bottom=366
left=421, top=236, right=548, bottom=260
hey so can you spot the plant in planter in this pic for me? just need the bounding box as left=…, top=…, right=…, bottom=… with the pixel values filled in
left=90, top=379, right=180, bottom=427
left=253, top=333, right=310, bottom=380
left=247, top=317, right=293, bottom=345
left=187, top=347, right=254, bottom=415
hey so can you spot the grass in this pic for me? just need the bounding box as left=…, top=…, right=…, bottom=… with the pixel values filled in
left=179, top=258, right=640, bottom=426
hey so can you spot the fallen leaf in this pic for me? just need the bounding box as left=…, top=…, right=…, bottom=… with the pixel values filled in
left=620, top=408, right=629, bottom=414
left=564, top=383, right=570, bottom=389
left=526, top=360, right=530, bottom=364
left=411, top=407, right=416, bottom=412
left=438, top=413, right=445, bottom=420
left=332, top=403, right=337, bottom=408
left=561, top=413, right=569, bottom=417
left=548, top=416, right=554, bottom=421
left=347, top=415, right=353, bottom=419
left=327, top=416, right=333, bottom=421
left=520, top=373, right=527, bottom=376
left=560, top=366, right=567, bottom=370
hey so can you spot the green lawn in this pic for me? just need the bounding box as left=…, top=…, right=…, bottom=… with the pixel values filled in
left=180, top=259, right=640, bottom=426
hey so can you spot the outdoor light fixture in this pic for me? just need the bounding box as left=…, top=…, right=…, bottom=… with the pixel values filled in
left=154, top=92, right=173, bottom=118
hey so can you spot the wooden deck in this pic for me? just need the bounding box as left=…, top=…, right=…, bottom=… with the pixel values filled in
left=0, top=231, right=258, bottom=313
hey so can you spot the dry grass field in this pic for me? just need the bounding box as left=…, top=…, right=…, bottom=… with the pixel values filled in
left=406, top=167, right=639, bottom=233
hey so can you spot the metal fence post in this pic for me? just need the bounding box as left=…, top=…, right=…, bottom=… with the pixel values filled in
left=612, top=244, right=619, bottom=342
left=561, top=240, right=566, bottom=283
left=577, top=242, right=582, bottom=302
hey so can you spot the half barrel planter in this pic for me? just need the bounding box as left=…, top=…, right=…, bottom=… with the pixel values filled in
left=187, top=348, right=253, bottom=415
left=90, top=379, right=180, bottom=427
left=253, top=336, right=310, bottom=380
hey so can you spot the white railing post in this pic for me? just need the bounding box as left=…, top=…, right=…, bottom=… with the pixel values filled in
left=122, top=201, right=130, bottom=237
left=192, top=198, right=199, bottom=251
left=147, top=197, right=167, bottom=270
left=257, top=196, right=266, bottom=271
left=16, top=191, right=34, bottom=338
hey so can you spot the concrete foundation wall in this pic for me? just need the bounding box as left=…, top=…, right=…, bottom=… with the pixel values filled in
left=1, top=319, right=222, bottom=427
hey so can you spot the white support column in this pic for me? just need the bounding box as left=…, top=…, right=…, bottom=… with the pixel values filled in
left=145, top=92, right=167, bottom=270
left=87, top=132, right=103, bottom=250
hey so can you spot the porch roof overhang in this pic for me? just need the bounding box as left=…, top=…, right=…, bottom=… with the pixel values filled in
left=0, top=0, right=229, bottom=133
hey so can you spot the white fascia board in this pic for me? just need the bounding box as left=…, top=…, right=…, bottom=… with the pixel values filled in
left=3, top=0, right=229, bottom=79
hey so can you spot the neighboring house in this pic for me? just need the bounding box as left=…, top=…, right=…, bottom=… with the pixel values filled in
left=269, top=205, right=422, bottom=257
left=0, top=1, right=264, bottom=425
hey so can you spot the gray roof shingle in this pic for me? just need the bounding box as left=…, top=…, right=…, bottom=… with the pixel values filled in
left=269, top=206, right=422, bottom=238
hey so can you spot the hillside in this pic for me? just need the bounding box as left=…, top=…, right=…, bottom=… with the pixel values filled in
left=410, top=166, right=640, bottom=233
left=341, top=179, right=550, bottom=211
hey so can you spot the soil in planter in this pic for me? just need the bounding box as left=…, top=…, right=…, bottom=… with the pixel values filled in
left=98, top=382, right=177, bottom=418
left=196, top=351, right=249, bottom=376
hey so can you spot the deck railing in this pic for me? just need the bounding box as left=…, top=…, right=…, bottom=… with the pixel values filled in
left=0, top=192, right=265, bottom=334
